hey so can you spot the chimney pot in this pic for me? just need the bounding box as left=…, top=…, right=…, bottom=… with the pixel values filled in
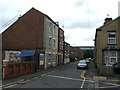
left=104, top=18, right=112, bottom=24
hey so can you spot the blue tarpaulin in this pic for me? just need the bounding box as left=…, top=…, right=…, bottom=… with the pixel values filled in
left=17, top=51, right=35, bottom=57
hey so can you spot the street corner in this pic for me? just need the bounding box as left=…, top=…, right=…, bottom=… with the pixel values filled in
left=93, top=76, right=107, bottom=81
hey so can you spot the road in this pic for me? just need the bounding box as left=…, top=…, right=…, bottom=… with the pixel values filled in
left=2, top=61, right=120, bottom=89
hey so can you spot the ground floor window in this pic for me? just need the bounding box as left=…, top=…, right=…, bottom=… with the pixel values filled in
left=104, top=50, right=117, bottom=66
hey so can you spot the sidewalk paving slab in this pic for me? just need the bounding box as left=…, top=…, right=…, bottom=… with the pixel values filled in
left=85, top=61, right=120, bottom=85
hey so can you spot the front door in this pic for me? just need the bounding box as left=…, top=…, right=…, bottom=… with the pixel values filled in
left=39, top=53, right=45, bottom=70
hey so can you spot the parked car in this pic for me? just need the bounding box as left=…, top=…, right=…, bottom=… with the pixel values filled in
left=85, top=59, right=90, bottom=63
left=113, top=62, right=120, bottom=74
left=77, top=60, right=88, bottom=69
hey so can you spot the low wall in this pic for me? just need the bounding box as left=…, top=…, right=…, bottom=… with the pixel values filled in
left=97, top=65, right=114, bottom=76
left=3, top=62, right=36, bottom=79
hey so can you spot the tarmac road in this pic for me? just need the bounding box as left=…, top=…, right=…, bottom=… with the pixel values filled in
left=2, top=61, right=120, bottom=89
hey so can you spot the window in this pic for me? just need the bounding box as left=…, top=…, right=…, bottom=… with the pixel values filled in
left=108, top=32, right=116, bottom=44
left=49, top=22, right=52, bottom=32
left=53, top=39, right=56, bottom=48
left=54, top=25, right=56, bottom=34
left=60, top=31, right=63, bottom=37
left=110, top=51, right=117, bottom=57
left=110, top=51, right=117, bottom=64
left=49, top=37, right=51, bottom=48
left=108, top=38, right=116, bottom=44
left=104, top=51, right=117, bottom=65
left=110, top=58, right=117, bottom=64
left=61, top=42, right=63, bottom=50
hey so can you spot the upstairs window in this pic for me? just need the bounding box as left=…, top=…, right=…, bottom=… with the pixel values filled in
left=53, top=25, right=56, bottom=34
left=49, top=22, right=52, bottom=33
left=108, top=32, right=116, bottom=44
left=49, top=37, right=51, bottom=48
left=53, top=39, right=56, bottom=48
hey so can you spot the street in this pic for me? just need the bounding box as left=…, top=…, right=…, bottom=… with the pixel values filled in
left=2, top=61, right=120, bottom=89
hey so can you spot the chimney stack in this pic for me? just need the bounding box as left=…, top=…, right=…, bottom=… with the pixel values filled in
left=104, top=18, right=112, bottom=25
left=55, top=22, right=59, bottom=26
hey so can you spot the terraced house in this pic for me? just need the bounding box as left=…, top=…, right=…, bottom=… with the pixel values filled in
left=58, top=28, right=64, bottom=66
left=95, top=17, right=120, bottom=75
left=2, top=7, right=59, bottom=73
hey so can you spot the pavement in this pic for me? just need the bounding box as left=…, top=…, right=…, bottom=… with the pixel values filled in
left=85, top=60, right=120, bottom=85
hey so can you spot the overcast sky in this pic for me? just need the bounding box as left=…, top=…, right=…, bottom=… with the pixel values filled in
left=0, top=0, right=120, bottom=46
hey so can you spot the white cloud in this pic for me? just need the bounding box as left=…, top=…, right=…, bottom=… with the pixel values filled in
left=64, top=28, right=95, bottom=46
left=0, top=0, right=119, bottom=46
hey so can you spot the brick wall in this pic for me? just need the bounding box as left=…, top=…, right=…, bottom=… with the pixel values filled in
left=3, top=62, right=35, bottom=79
left=2, top=8, right=45, bottom=50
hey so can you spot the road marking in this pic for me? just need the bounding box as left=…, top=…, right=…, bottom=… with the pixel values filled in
left=31, top=76, right=39, bottom=79
left=2, top=71, right=55, bottom=88
left=2, top=79, right=24, bottom=87
left=100, top=81, right=120, bottom=86
left=80, top=78, right=86, bottom=88
left=80, top=70, right=86, bottom=79
left=3, top=84, right=17, bottom=88
left=41, top=71, right=55, bottom=77
left=46, top=75, right=83, bottom=81
left=19, top=80, right=30, bottom=84
left=99, top=85, right=120, bottom=88
left=85, top=78, right=120, bottom=86
left=95, top=80, right=99, bottom=88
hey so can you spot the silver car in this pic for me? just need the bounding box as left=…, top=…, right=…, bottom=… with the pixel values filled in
left=77, top=60, right=88, bottom=69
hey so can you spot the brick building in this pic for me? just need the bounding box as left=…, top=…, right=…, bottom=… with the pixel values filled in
left=70, top=47, right=84, bottom=61
left=95, top=17, right=120, bottom=75
left=58, top=28, right=64, bottom=65
left=64, top=42, right=70, bottom=64
left=2, top=7, right=59, bottom=71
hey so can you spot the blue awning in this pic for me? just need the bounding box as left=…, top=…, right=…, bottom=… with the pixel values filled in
left=17, top=51, right=35, bottom=57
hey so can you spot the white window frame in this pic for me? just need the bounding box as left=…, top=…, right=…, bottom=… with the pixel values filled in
left=104, top=51, right=117, bottom=66
left=108, top=32, right=116, bottom=44
left=49, top=36, right=52, bottom=48
left=108, top=37, right=116, bottom=44
left=109, top=51, right=117, bottom=64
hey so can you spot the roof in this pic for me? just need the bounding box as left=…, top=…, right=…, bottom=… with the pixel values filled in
left=32, top=7, right=59, bottom=27
left=0, top=7, right=60, bottom=34
left=97, top=16, right=120, bottom=29
left=95, top=16, right=120, bottom=41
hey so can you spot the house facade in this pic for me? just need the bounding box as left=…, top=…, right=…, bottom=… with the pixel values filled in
left=2, top=8, right=59, bottom=71
left=70, top=47, right=84, bottom=60
left=44, top=16, right=59, bottom=69
left=64, top=42, right=70, bottom=64
left=95, top=17, right=120, bottom=75
left=58, top=28, right=64, bottom=66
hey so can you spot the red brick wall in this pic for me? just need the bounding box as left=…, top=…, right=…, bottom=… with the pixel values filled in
left=3, top=63, right=35, bottom=79
left=70, top=47, right=84, bottom=59
left=2, top=8, right=44, bottom=50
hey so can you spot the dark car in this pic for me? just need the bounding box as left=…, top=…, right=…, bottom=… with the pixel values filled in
left=77, top=60, right=88, bottom=69
left=113, top=62, right=120, bottom=74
